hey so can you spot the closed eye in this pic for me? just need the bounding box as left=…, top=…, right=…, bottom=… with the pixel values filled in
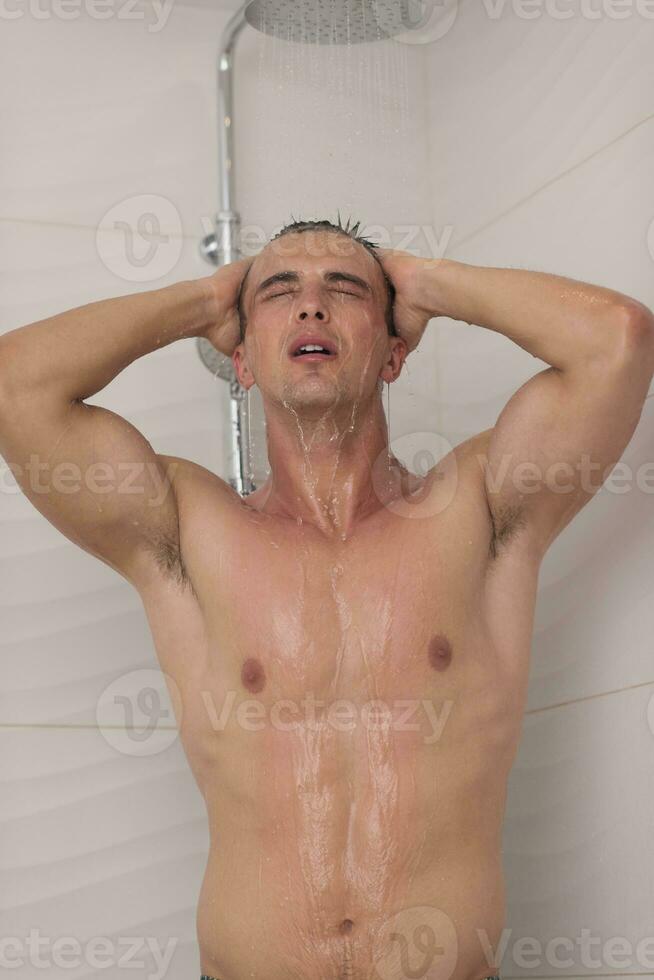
left=265, top=288, right=361, bottom=300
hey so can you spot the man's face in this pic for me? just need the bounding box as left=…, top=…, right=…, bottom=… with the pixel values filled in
left=232, top=231, right=407, bottom=416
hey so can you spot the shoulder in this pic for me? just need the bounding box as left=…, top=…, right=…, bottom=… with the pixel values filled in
left=444, top=428, right=530, bottom=561
left=132, top=455, right=237, bottom=593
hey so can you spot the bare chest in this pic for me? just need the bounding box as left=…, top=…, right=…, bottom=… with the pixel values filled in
left=180, top=506, right=506, bottom=712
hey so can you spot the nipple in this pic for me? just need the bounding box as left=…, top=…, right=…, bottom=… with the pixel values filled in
left=241, top=657, right=266, bottom=693
left=428, top=634, right=453, bottom=672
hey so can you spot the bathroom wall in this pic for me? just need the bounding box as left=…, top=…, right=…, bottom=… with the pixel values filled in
left=0, top=1, right=432, bottom=977
left=421, top=3, right=654, bottom=976
left=1, top=0, right=653, bottom=977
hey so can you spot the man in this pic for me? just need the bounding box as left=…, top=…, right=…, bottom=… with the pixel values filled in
left=1, top=216, right=652, bottom=980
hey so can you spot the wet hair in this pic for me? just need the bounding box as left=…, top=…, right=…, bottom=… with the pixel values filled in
left=236, top=215, right=398, bottom=343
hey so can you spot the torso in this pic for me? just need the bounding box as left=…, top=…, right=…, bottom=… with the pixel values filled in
left=134, top=431, right=542, bottom=980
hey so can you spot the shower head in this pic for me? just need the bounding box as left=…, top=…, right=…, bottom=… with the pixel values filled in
left=244, top=0, right=407, bottom=45
left=197, top=336, right=237, bottom=383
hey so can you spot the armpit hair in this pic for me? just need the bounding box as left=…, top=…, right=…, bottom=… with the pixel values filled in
left=150, top=521, right=198, bottom=599
left=487, top=499, right=528, bottom=561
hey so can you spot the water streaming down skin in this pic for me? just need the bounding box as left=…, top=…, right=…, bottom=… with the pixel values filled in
left=247, top=386, right=254, bottom=488
left=251, top=290, right=408, bottom=968
left=240, top=6, right=431, bottom=970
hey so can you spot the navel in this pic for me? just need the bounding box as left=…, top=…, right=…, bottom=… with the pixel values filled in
left=241, top=657, right=266, bottom=693
left=427, top=634, right=453, bottom=672
left=338, top=918, right=354, bottom=936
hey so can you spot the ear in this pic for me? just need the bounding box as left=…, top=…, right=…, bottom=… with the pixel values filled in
left=232, top=344, right=257, bottom=391
left=379, top=336, right=408, bottom=384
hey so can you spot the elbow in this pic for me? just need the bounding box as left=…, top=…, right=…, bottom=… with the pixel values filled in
left=613, top=299, right=654, bottom=367
left=618, top=299, right=654, bottom=343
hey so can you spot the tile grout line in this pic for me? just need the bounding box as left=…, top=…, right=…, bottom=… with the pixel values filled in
left=0, top=215, right=198, bottom=239
left=1, top=678, right=653, bottom=731
left=449, top=111, right=654, bottom=254
left=525, top=677, right=654, bottom=716
left=1, top=112, right=652, bottom=245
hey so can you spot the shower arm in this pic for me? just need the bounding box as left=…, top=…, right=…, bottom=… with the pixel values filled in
left=199, top=4, right=256, bottom=498
left=201, top=5, right=248, bottom=267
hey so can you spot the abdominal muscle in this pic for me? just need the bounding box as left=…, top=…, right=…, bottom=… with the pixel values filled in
left=182, top=640, right=522, bottom=980
left=139, top=466, right=535, bottom=980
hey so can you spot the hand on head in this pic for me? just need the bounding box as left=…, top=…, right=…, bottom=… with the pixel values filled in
left=376, top=247, right=441, bottom=353
left=204, top=255, right=257, bottom=357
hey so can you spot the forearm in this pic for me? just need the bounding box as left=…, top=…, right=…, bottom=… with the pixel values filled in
left=425, top=259, right=649, bottom=369
left=0, top=277, right=215, bottom=404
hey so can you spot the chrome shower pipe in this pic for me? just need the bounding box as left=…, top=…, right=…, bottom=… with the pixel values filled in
left=199, top=4, right=255, bottom=497
left=201, top=5, right=247, bottom=266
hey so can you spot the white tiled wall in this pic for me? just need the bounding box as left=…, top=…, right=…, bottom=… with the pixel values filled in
left=1, top=0, right=653, bottom=976
left=424, top=3, right=654, bottom=975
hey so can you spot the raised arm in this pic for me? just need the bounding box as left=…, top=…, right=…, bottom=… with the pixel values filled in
left=378, top=249, right=654, bottom=557
left=0, top=258, right=252, bottom=586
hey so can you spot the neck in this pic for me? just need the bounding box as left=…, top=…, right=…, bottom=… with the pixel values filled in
left=256, top=387, right=392, bottom=538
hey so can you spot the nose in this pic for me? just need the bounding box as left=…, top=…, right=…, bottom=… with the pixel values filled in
left=298, top=306, right=327, bottom=322
left=296, top=286, right=329, bottom=322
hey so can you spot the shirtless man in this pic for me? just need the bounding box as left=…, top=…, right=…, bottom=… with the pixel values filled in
left=1, top=217, right=653, bottom=980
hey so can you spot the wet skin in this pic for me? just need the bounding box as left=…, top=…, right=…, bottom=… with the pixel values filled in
left=2, top=222, right=649, bottom=980
left=132, top=233, right=539, bottom=980
left=135, top=431, right=538, bottom=980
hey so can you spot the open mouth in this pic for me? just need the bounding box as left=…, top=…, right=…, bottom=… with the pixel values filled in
left=290, top=342, right=337, bottom=362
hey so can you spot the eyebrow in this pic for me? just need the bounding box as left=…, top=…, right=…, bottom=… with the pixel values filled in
left=254, top=270, right=372, bottom=297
